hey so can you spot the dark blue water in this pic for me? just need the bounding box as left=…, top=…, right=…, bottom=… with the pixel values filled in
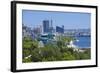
left=73, top=36, right=91, bottom=49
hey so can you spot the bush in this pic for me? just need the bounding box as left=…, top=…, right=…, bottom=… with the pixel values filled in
left=62, top=52, right=75, bottom=60
left=79, top=49, right=91, bottom=59
left=31, top=48, right=42, bottom=62
left=23, top=49, right=31, bottom=58
left=22, top=57, right=32, bottom=63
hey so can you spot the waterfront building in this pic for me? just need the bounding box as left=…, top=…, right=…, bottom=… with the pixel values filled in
left=56, top=25, right=64, bottom=34
left=64, top=29, right=91, bottom=37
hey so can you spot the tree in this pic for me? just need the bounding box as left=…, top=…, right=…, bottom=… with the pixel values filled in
left=62, top=52, right=75, bottom=60
left=79, top=49, right=91, bottom=59
left=23, top=37, right=39, bottom=62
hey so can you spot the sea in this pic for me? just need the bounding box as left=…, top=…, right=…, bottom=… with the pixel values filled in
left=73, top=36, right=91, bottom=49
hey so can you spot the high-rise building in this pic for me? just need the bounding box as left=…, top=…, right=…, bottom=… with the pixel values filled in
left=43, top=20, right=50, bottom=33
left=49, top=20, right=54, bottom=33
left=56, top=25, right=64, bottom=33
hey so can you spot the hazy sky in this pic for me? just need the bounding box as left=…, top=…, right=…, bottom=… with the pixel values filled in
left=22, top=10, right=91, bottom=29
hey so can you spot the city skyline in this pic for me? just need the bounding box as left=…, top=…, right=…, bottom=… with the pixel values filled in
left=22, top=10, right=91, bottom=29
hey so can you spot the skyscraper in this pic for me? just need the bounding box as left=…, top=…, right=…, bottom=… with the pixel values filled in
left=49, top=20, right=53, bottom=33
left=43, top=20, right=50, bottom=33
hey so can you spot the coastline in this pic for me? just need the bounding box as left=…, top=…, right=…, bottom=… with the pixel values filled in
left=68, top=40, right=90, bottom=52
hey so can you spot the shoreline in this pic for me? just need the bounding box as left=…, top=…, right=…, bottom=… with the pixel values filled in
left=69, top=40, right=90, bottom=52
left=72, top=38, right=90, bottom=49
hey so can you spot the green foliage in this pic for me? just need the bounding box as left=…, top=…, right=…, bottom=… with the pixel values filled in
left=72, top=51, right=80, bottom=60
left=23, top=37, right=33, bottom=49
left=22, top=36, right=91, bottom=63
left=79, top=49, right=91, bottom=59
left=23, top=37, right=38, bottom=49
left=42, top=56, right=57, bottom=61
left=40, top=44, right=62, bottom=61
left=62, top=52, right=75, bottom=60
left=23, top=49, right=31, bottom=58
left=23, top=57, right=32, bottom=63
left=31, top=48, right=42, bottom=62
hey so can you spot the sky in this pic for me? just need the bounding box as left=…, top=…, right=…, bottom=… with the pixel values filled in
left=22, top=10, right=91, bottom=29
